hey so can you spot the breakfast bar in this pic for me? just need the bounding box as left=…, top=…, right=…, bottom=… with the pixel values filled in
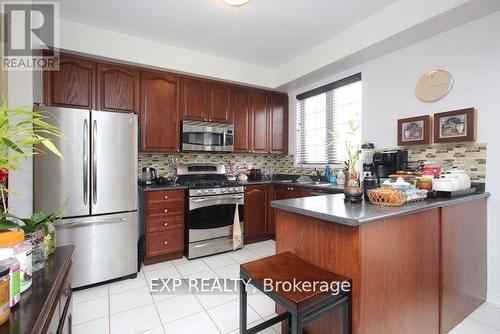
left=271, top=193, right=489, bottom=334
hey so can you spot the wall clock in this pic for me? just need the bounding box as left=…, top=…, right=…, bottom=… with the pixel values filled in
left=415, top=69, right=453, bottom=102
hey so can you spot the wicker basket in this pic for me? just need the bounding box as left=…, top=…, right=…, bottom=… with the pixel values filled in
left=367, top=188, right=407, bottom=207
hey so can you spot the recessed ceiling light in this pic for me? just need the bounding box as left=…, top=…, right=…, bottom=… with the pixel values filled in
left=220, top=0, right=252, bottom=6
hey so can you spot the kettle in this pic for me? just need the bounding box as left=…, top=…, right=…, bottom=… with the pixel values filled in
left=142, top=167, right=157, bottom=185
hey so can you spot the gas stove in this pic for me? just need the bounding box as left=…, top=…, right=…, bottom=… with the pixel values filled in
left=176, top=164, right=244, bottom=196
left=176, top=163, right=245, bottom=259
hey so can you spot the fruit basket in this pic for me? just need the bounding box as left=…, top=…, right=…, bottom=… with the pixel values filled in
left=367, top=188, right=407, bottom=207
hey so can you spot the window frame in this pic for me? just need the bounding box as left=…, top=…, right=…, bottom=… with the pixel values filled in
left=294, top=73, right=362, bottom=168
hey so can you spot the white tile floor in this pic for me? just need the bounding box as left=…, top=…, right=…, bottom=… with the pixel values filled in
left=72, top=240, right=500, bottom=334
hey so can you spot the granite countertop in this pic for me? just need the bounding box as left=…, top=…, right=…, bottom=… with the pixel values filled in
left=139, top=180, right=344, bottom=193
left=271, top=192, right=490, bottom=227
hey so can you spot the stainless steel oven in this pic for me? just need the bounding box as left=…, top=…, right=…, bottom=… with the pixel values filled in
left=187, top=187, right=244, bottom=259
left=181, top=121, right=234, bottom=152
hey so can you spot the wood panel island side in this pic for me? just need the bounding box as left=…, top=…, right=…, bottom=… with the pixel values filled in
left=271, top=193, right=489, bottom=334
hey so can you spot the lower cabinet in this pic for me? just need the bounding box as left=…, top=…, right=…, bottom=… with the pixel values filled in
left=144, top=190, right=185, bottom=264
left=244, top=185, right=269, bottom=243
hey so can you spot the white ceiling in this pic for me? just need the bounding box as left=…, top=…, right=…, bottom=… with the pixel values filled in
left=59, top=0, right=397, bottom=68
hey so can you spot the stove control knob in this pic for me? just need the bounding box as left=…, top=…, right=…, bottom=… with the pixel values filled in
left=204, top=190, right=209, bottom=194
left=196, top=190, right=202, bottom=195
left=212, top=189, right=217, bottom=193
left=221, top=188, right=226, bottom=193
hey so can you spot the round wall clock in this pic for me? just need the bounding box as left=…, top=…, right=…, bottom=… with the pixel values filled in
left=415, top=69, right=453, bottom=102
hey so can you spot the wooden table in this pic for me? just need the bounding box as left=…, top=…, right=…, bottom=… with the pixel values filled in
left=0, top=246, right=74, bottom=334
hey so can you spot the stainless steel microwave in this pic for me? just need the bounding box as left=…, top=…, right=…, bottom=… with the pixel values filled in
left=181, top=121, right=234, bottom=152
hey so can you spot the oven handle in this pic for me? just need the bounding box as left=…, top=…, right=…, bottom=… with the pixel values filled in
left=191, top=195, right=243, bottom=203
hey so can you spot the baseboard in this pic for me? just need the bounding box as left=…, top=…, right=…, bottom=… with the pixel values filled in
left=487, top=290, right=500, bottom=306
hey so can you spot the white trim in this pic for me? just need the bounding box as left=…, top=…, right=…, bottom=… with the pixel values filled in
left=487, top=291, right=500, bottom=306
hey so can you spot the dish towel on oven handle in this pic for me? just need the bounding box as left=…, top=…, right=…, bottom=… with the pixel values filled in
left=233, top=203, right=242, bottom=250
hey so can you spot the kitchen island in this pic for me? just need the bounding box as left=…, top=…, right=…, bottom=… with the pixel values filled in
left=271, top=193, right=489, bottom=334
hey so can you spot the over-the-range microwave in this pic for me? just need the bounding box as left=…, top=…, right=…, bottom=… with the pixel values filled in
left=181, top=120, right=234, bottom=152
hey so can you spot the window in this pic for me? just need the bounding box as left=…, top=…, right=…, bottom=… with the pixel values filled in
left=296, top=73, right=362, bottom=165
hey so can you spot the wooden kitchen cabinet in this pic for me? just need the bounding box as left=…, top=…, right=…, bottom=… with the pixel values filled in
left=244, top=185, right=269, bottom=243
left=140, top=71, right=180, bottom=152
left=232, top=88, right=251, bottom=153
left=180, top=77, right=206, bottom=121
left=206, top=82, right=231, bottom=123
left=44, top=54, right=96, bottom=109
left=144, top=189, right=185, bottom=264
left=250, top=91, right=269, bottom=153
left=268, top=93, right=288, bottom=154
left=97, top=63, right=140, bottom=113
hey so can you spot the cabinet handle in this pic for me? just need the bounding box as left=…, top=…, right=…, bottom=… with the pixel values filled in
left=164, top=195, right=168, bottom=200
left=209, top=119, right=212, bottom=121
left=164, top=241, right=168, bottom=245
left=164, top=222, right=168, bottom=226
left=204, top=118, right=208, bottom=121
left=164, top=209, right=168, bottom=213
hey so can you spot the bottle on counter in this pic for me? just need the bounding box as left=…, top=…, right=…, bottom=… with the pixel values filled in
left=325, top=164, right=331, bottom=182
left=0, top=248, right=20, bottom=307
left=336, top=169, right=346, bottom=186
left=0, top=265, right=10, bottom=325
left=0, top=231, right=33, bottom=293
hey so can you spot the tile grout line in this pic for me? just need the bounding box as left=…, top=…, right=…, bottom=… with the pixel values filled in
left=465, top=316, right=500, bottom=332
left=191, top=293, right=223, bottom=334
left=107, top=284, right=111, bottom=334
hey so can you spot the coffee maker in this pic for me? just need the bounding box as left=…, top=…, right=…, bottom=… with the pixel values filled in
left=372, top=150, right=408, bottom=180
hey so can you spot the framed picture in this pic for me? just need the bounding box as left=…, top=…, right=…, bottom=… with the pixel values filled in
left=398, top=115, right=431, bottom=146
left=434, top=108, right=476, bottom=143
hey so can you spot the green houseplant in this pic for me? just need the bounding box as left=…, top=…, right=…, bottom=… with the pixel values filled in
left=0, top=100, right=65, bottom=269
left=328, top=120, right=363, bottom=203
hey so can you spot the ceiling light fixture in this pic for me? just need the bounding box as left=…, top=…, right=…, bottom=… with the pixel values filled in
left=220, top=0, right=252, bottom=6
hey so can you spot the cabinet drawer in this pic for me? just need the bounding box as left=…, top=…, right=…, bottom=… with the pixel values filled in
left=146, top=229, right=183, bottom=257
left=146, top=205, right=184, bottom=219
left=146, top=190, right=185, bottom=206
left=147, top=214, right=184, bottom=232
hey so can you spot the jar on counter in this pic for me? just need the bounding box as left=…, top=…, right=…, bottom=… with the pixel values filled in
left=0, top=266, right=10, bottom=326
left=0, top=231, right=33, bottom=293
left=0, top=248, right=20, bottom=307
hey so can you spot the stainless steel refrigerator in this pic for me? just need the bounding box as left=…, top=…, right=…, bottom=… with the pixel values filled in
left=34, top=105, right=138, bottom=288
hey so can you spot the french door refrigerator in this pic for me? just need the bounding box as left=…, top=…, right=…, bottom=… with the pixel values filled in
left=34, top=105, right=138, bottom=288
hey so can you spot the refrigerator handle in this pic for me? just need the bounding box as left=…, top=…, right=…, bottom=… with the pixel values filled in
left=92, top=119, right=97, bottom=205
left=83, top=119, right=88, bottom=205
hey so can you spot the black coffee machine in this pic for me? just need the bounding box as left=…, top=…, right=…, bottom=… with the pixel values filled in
left=372, top=150, right=408, bottom=179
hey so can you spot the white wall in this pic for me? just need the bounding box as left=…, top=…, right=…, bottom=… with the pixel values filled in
left=288, top=11, right=500, bottom=304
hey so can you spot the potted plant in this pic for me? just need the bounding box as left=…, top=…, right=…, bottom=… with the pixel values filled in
left=328, top=120, right=363, bottom=203
left=0, top=100, right=65, bottom=269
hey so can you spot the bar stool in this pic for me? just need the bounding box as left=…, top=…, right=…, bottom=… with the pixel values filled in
left=239, top=252, right=351, bottom=334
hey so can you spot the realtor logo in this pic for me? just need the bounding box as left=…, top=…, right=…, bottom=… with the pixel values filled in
left=2, top=1, right=59, bottom=70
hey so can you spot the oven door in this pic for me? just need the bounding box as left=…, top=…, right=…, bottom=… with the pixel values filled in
left=188, top=194, right=244, bottom=242
left=182, top=122, right=233, bottom=152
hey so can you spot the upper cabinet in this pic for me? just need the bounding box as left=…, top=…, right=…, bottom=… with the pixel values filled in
left=140, top=71, right=180, bottom=152
left=206, top=83, right=231, bottom=123
left=232, top=88, right=251, bottom=153
left=269, top=93, right=288, bottom=154
left=42, top=53, right=288, bottom=154
left=44, top=54, right=96, bottom=109
left=250, top=91, right=269, bottom=154
left=97, top=64, right=140, bottom=113
left=180, top=77, right=206, bottom=122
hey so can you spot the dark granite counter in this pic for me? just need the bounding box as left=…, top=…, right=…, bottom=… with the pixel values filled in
left=139, top=180, right=344, bottom=193
left=271, top=192, right=490, bottom=226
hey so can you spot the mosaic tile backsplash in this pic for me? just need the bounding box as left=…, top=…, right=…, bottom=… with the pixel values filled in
left=139, top=143, right=486, bottom=182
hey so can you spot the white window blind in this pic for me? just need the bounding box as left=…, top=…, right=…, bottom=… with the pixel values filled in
left=296, top=73, right=362, bottom=165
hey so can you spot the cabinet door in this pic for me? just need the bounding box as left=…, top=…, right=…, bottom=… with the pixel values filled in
left=274, top=185, right=291, bottom=200
left=44, top=54, right=96, bottom=109
left=97, top=63, right=140, bottom=113
left=140, top=71, right=180, bottom=152
left=207, top=83, right=231, bottom=123
left=180, top=77, right=206, bottom=121
left=244, top=185, right=268, bottom=241
left=232, top=88, right=251, bottom=153
left=269, top=93, right=288, bottom=154
left=250, top=91, right=269, bottom=153
left=292, top=186, right=312, bottom=198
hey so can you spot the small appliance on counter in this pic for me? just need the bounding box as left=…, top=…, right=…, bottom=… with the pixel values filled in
left=372, top=150, right=408, bottom=181
left=248, top=169, right=262, bottom=181
left=363, top=176, right=379, bottom=201
left=360, top=143, right=375, bottom=181
left=432, top=168, right=472, bottom=192
left=141, top=166, right=157, bottom=185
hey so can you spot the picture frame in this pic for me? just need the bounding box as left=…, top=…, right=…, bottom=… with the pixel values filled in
left=398, top=115, right=431, bottom=146
left=434, top=108, right=476, bottom=143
